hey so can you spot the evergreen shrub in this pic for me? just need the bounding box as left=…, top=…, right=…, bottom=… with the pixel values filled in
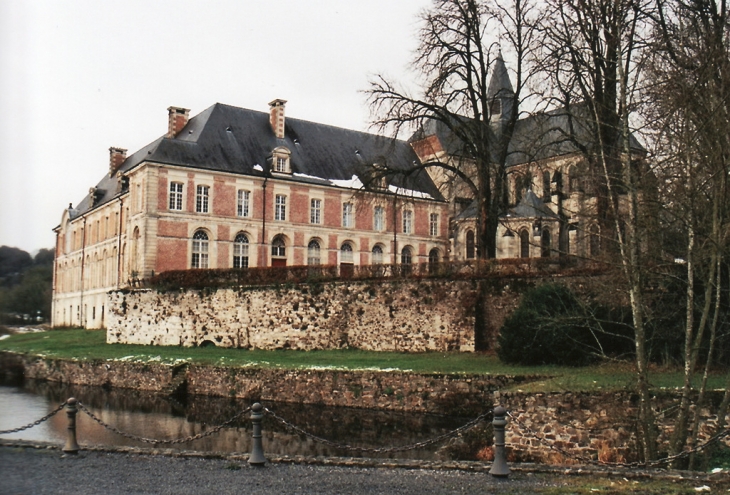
left=497, top=283, right=601, bottom=366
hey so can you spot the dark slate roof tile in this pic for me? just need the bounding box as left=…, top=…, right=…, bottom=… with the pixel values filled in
left=72, top=103, right=443, bottom=216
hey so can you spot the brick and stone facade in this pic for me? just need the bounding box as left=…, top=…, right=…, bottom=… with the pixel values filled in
left=52, top=101, right=450, bottom=329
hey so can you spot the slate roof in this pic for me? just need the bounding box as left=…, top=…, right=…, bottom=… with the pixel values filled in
left=70, top=103, right=443, bottom=218
left=505, top=190, right=559, bottom=219
left=487, top=54, right=514, bottom=100
left=411, top=103, right=645, bottom=169
left=454, top=190, right=559, bottom=222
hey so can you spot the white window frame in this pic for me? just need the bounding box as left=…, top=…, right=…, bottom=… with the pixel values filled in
left=429, top=213, right=439, bottom=236
left=372, top=245, right=384, bottom=265
left=237, top=190, right=250, bottom=217
left=191, top=230, right=209, bottom=268
left=307, top=239, right=321, bottom=265
left=233, top=233, right=249, bottom=268
left=342, top=202, right=354, bottom=228
left=402, top=210, right=413, bottom=234
left=340, top=242, right=354, bottom=264
left=275, top=194, right=287, bottom=221
left=196, top=185, right=210, bottom=213
left=310, top=198, right=322, bottom=224
left=169, top=182, right=183, bottom=211
left=374, top=206, right=385, bottom=232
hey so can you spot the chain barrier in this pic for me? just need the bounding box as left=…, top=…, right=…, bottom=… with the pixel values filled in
left=77, top=402, right=251, bottom=445
left=0, top=403, right=66, bottom=435
left=507, top=410, right=730, bottom=469
left=263, top=406, right=492, bottom=454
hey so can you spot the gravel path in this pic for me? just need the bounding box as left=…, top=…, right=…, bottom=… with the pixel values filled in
left=1, top=446, right=553, bottom=495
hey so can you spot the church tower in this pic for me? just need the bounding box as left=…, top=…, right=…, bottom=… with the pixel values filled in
left=487, top=53, right=515, bottom=132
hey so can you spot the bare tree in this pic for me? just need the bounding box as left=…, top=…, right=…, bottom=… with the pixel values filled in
left=538, top=0, right=659, bottom=460
left=365, top=0, right=539, bottom=260
left=650, top=0, right=730, bottom=466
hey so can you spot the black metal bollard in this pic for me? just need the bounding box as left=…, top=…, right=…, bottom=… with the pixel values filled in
left=248, top=403, right=266, bottom=466
left=489, top=406, right=510, bottom=478
left=62, top=398, right=80, bottom=455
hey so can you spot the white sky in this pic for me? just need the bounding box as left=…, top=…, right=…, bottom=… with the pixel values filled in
left=0, top=0, right=430, bottom=254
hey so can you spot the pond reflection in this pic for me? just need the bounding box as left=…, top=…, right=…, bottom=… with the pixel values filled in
left=0, top=380, right=476, bottom=460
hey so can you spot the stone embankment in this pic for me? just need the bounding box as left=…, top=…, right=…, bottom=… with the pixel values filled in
left=2, top=352, right=729, bottom=464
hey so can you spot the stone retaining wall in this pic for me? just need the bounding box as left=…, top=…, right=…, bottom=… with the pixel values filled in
left=4, top=353, right=727, bottom=463
left=106, top=275, right=616, bottom=352
left=106, top=279, right=482, bottom=351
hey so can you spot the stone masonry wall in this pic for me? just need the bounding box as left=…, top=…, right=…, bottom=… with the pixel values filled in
left=106, top=274, right=619, bottom=352
left=3, top=353, right=728, bottom=463
left=106, top=279, right=481, bottom=351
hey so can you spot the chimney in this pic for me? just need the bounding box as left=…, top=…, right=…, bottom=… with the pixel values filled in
left=167, top=106, right=190, bottom=138
left=268, top=99, right=287, bottom=139
left=109, top=147, right=127, bottom=177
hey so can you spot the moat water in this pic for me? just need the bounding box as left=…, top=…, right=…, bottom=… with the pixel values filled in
left=0, top=379, right=477, bottom=460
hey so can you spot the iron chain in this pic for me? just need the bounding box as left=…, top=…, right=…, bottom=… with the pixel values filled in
left=264, top=407, right=492, bottom=454
left=77, top=402, right=251, bottom=445
left=0, top=402, right=66, bottom=435
left=507, top=410, right=730, bottom=468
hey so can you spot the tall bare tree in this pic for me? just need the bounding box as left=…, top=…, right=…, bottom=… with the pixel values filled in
left=538, top=0, right=658, bottom=460
left=365, top=0, right=539, bottom=260
left=650, top=0, right=730, bottom=466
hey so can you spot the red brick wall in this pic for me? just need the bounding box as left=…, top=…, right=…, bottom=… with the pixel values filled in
left=324, top=194, right=340, bottom=228
left=158, top=220, right=188, bottom=238
left=289, top=187, right=309, bottom=224
left=410, top=135, right=443, bottom=160
left=355, top=203, right=372, bottom=230
left=414, top=204, right=428, bottom=236
left=213, top=177, right=235, bottom=217
left=156, top=239, right=188, bottom=272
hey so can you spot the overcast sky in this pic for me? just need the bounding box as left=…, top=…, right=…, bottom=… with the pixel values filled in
left=0, top=0, right=430, bottom=254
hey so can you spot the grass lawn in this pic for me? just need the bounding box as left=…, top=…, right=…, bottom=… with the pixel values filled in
left=0, top=327, right=728, bottom=393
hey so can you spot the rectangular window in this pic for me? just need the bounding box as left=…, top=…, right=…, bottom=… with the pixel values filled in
left=429, top=213, right=439, bottom=236
left=342, top=202, right=353, bottom=228
left=237, top=190, right=250, bottom=217
left=196, top=185, right=209, bottom=213
left=169, top=182, right=183, bottom=210
left=310, top=199, right=322, bottom=224
left=275, top=194, right=287, bottom=221
left=403, top=210, right=413, bottom=234
left=275, top=157, right=287, bottom=173
left=374, top=206, right=385, bottom=232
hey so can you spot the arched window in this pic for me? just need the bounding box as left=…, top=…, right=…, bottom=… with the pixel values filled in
left=520, top=229, right=530, bottom=258
left=589, top=224, right=600, bottom=257
left=271, top=235, right=286, bottom=258
left=542, top=171, right=551, bottom=202
left=401, top=246, right=413, bottom=265
left=466, top=230, right=475, bottom=259
left=192, top=230, right=209, bottom=268
left=307, top=240, right=321, bottom=266
left=340, top=242, right=354, bottom=264
left=428, top=248, right=440, bottom=273
left=541, top=228, right=551, bottom=257
left=372, top=245, right=384, bottom=265
left=233, top=233, right=249, bottom=268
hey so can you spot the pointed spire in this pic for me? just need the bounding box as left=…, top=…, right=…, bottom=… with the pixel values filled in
left=487, top=52, right=514, bottom=100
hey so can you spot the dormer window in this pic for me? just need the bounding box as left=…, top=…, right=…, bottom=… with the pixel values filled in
left=272, top=146, right=291, bottom=174
left=490, top=98, right=501, bottom=116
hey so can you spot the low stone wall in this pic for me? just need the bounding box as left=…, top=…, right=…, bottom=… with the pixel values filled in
left=186, top=365, right=540, bottom=415
left=106, top=279, right=481, bottom=352
left=0, top=353, right=174, bottom=392
left=5, top=353, right=727, bottom=463
left=498, top=391, right=730, bottom=463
